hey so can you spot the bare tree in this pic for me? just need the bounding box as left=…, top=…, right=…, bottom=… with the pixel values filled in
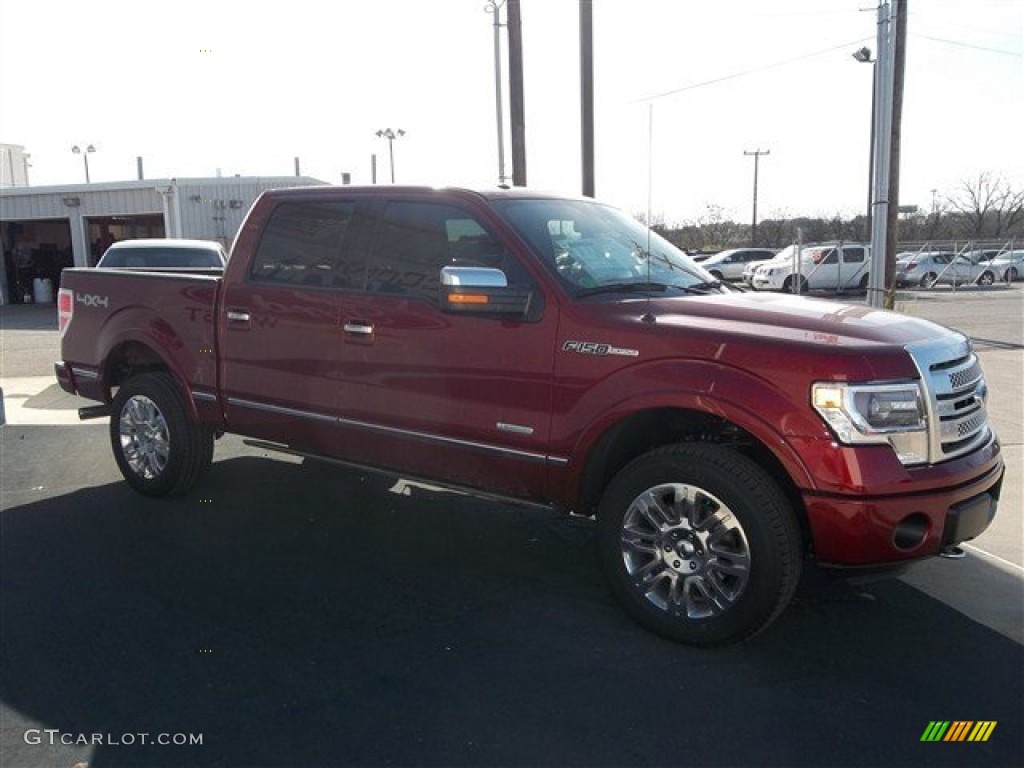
left=946, top=172, right=1024, bottom=238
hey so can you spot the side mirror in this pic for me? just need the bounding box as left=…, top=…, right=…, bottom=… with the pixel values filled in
left=440, top=266, right=532, bottom=317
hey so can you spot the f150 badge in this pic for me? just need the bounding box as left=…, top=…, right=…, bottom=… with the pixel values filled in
left=562, top=340, right=639, bottom=357
left=76, top=293, right=109, bottom=308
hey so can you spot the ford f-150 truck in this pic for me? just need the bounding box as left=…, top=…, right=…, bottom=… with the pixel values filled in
left=56, top=186, right=1003, bottom=645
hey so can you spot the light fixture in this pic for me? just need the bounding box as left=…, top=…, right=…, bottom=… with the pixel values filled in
left=71, top=144, right=97, bottom=183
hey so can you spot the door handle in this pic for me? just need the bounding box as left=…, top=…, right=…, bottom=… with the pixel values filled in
left=226, top=309, right=251, bottom=323
left=343, top=322, right=374, bottom=335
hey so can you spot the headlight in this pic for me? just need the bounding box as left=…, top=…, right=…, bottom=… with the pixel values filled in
left=812, top=381, right=928, bottom=465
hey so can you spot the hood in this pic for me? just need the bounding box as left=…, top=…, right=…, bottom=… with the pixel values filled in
left=627, top=291, right=959, bottom=349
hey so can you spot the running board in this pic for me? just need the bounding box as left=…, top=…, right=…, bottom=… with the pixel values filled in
left=242, top=438, right=560, bottom=512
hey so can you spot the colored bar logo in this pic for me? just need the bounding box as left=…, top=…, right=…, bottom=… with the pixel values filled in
left=921, top=721, right=997, bottom=742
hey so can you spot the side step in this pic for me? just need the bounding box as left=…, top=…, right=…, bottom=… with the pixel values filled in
left=243, top=438, right=559, bottom=512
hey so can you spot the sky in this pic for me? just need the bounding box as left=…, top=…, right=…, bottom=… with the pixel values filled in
left=1, top=0, right=1021, bottom=226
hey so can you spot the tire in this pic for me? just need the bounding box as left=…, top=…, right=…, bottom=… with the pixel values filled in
left=110, top=372, right=214, bottom=497
left=859, top=273, right=869, bottom=290
left=709, top=269, right=724, bottom=280
left=978, top=271, right=995, bottom=286
left=782, top=275, right=806, bottom=294
left=597, top=443, right=802, bottom=646
left=920, top=272, right=938, bottom=288
left=1007, top=268, right=1019, bottom=282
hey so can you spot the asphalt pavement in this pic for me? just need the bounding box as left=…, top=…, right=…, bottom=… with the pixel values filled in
left=1, top=291, right=1022, bottom=768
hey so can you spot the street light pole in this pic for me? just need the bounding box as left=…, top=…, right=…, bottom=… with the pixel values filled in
left=744, top=148, right=769, bottom=246
left=485, top=1, right=507, bottom=185
left=375, top=128, right=405, bottom=183
left=853, top=47, right=876, bottom=242
left=71, top=144, right=96, bottom=184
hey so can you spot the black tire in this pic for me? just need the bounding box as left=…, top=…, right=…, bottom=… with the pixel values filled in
left=859, top=273, right=870, bottom=290
left=597, top=443, right=802, bottom=646
left=920, top=272, right=937, bottom=288
left=709, top=269, right=724, bottom=280
left=1007, top=267, right=1019, bottom=282
left=110, top=372, right=214, bottom=497
left=782, top=275, right=806, bottom=294
left=978, top=270, right=995, bottom=286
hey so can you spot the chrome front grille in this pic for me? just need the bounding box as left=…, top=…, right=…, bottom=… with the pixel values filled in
left=907, top=336, right=992, bottom=463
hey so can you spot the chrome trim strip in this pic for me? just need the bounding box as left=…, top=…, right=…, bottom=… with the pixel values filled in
left=227, top=397, right=569, bottom=465
left=70, top=366, right=99, bottom=380
left=337, top=415, right=558, bottom=464
left=227, top=397, right=336, bottom=423
left=497, top=422, right=535, bottom=436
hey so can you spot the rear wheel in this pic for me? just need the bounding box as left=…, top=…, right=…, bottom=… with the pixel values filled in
left=920, top=272, right=938, bottom=288
left=597, top=443, right=802, bottom=646
left=859, top=273, right=870, bottom=290
left=110, top=372, right=214, bottom=497
left=1007, top=267, right=1019, bottom=282
left=978, top=270, right=995, bottom=286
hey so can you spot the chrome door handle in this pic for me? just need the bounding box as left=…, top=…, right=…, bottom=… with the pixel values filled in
left=226, top=310, right=250, bottom=322
left=343, top=322, right=374, bottom=335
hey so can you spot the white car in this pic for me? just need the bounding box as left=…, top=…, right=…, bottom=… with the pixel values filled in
left=987, top=250, right=1024, bottom=282
left=751, top=242, right=870, bottom=292
left=700, top=248, right=776, bottom=281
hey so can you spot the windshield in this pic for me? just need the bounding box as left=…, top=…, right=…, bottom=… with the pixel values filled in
left=492, top=198, right=718, bottom=297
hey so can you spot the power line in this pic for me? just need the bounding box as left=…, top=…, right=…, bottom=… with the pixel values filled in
left=915, top=34, right=1022, bottom=57
left=634, top=37, right=872, bottom=103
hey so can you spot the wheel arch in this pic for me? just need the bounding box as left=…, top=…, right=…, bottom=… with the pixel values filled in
left=574, top=405, right=813, bottom=549
left=101, top=338, right=199, bottom=422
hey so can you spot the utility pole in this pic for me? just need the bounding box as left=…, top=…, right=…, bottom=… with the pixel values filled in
left=744, top=149, right=769, bottom=246
left=580, top=0, right=595, bottom=197
left=508, top=0, right=527, bottom=186
left=884, top=0, right=907, bottom=309
left=485, top=1, right=507, bottom=185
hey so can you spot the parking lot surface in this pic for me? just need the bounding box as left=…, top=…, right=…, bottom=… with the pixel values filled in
left=1, top=289, right=1022, bottom=768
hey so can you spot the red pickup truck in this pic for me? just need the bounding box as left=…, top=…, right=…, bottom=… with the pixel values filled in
left=56, top=186, right=1003, bottom=645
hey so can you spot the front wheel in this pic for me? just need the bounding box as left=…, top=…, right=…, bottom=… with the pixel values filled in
left=1006, top=267, right=1019, bottom=282
left=978, top=270, right=995, bottom=286
left=597, top=444, right=802, bottom=646
left=110, top=372, right=214, bottom=497
left=782, top=275, right=808, bottom=294
left=920, top=272, right=938, bottom=288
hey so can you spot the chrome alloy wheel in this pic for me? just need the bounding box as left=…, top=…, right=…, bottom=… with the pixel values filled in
left=118, top=395, right=170, bottom=479
left=619, top=483, right=751, bottom=619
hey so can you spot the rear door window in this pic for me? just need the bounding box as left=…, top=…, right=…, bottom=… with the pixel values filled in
left=250, top=201, right=363, bottom=289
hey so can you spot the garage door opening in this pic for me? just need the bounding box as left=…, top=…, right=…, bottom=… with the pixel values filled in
left=86, top=214, right=165, bottom=265
left=2, top=219, right=73, bottom=304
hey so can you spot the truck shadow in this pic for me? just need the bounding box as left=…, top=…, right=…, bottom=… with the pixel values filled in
left=2, top=453, right=1022, bottom=767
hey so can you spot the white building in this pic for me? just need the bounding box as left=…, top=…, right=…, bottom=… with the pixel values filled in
left=0, top=175, right=326, bottom=304
left=0, top=144, right=31, bottom=187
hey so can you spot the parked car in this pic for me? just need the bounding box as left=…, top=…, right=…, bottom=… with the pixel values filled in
left=987, top=250, right=1024, bottom=282
left=97, top=238, right=227, bottom=270
left=751, top=242, right=870, bottom=292
left=894, top=251, right=956, bottom=287
left=700, top=248, right=776, bottom=281
left=932, top=254, right=999, bottom=287
left=56, top=186, right=1002, bottom=646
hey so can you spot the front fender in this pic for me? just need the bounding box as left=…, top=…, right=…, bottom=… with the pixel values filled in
left=554, top=359, right=827, bottom=503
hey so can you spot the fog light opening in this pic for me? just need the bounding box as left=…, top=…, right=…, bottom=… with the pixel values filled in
left=893, top=513, right=930, bottom=551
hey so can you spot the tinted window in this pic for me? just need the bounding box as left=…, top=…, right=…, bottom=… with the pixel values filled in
left=99, top=247, right=223, bottom=268
left=367, top=201, right=526, bottom=303
left=843, top=247, right=865, bottom=263
left=251, top=201, right=359, bottom=288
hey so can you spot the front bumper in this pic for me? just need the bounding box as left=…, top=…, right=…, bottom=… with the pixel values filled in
left=804, top=458, right=1004, bottom=566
